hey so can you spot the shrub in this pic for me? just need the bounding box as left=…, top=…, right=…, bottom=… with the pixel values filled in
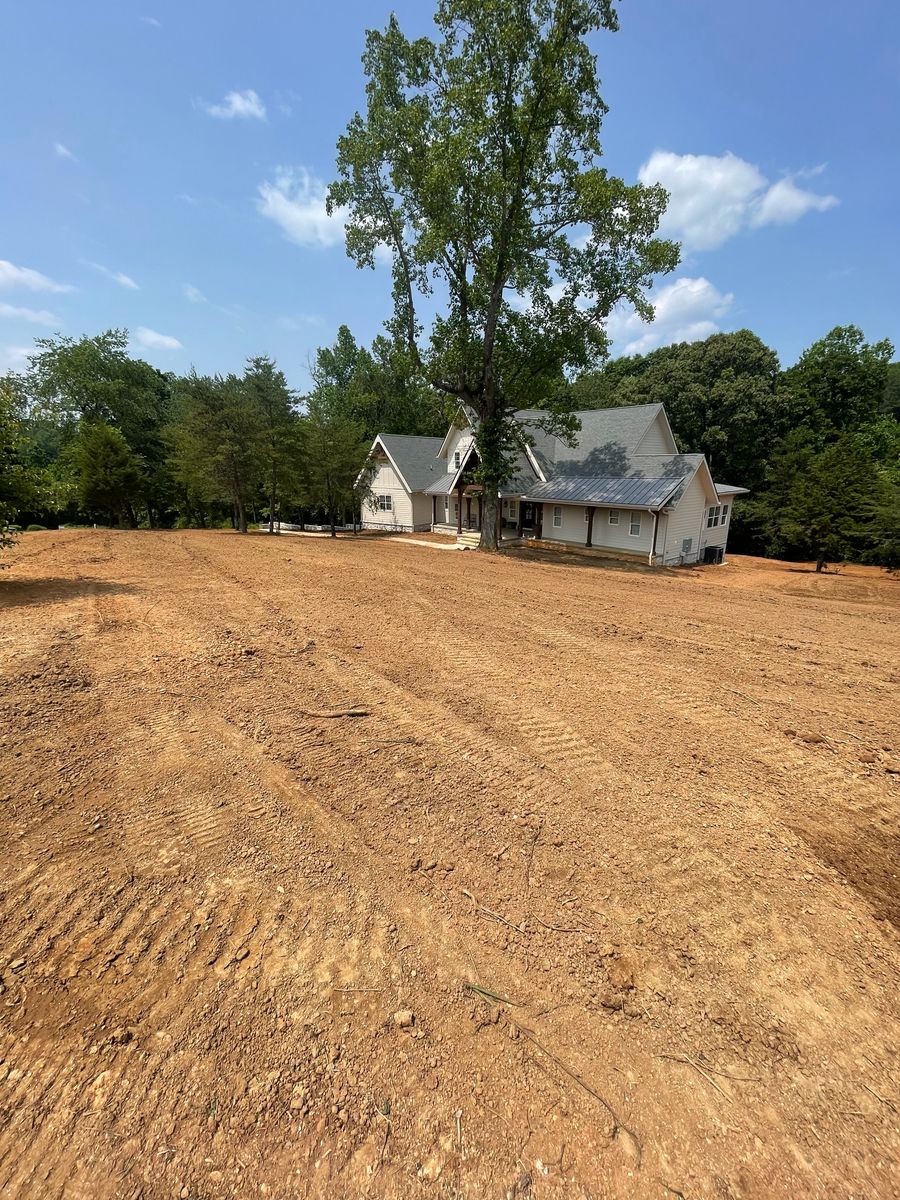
left=25, top=524, right=48, bottom=533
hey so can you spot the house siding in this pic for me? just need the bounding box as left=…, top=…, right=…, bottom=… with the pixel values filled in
left=445, top=427, right=475, bottom=475
left=362, top=461, right=429, bottom=532
left=634, top=410, right=677, bottom=454
left=656, top=472, right=708, bottom=565
left=539, top=502, right=653, bottom=556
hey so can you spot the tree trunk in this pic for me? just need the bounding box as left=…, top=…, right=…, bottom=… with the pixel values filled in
left=268, top=460, right=277, bottom=534
left=124, top=499, right=138, bottom=529
left=329, top=510, right=337, bottom=537
left=236, top=495, right=248, bottom=534
left=479, top=491, right=500, bottom=550
left=815, top=555, right=826, bottom=573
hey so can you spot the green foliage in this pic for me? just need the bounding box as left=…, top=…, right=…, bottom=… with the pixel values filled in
left=243, top=356, right=304, bottom=531
left=67, top=422, right=144, bottom=527
left=165, top=372, right=268, bottom=533
left=303, top=336, right=378, bottom=534
left=756, top=433, right=895, bottom=570
left=19, top=330, right=174, bottom=524
left=1, top=376, right=43, bottom=560
left=783, top=325, right=893, bottom=432
left=330, top=0, right=679, bottom=545
left=24, top=524, right=48, bottom=532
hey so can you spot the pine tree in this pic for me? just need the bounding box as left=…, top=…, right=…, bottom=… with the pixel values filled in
left=68, top=423, right=144, bottom=527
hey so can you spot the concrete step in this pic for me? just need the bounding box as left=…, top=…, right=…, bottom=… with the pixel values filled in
left=456, top=531, right=482, bottom=548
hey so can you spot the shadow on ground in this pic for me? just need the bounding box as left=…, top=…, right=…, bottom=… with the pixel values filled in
left=0, top=577, right=140, bottom=610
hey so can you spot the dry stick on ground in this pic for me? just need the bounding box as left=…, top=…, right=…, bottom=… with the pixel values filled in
left=525, top=819, right=543, bottom=886
left=862, top=1083, right=897, bottom=1112
left=298, top=706, right=369, bottom=718
left=658, top=1055, right=732, bottom=1102
left=461, top=888, right=528, bottom=935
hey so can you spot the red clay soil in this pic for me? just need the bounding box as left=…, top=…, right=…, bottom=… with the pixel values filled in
left=1, top=530, right=898, bottom=1199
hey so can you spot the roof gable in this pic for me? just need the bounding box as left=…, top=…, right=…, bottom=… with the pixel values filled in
left=373, top=434, right=445, bottom=493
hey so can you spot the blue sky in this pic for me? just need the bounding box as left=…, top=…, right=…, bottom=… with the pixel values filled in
left=1, top=0, right=897, bottom=389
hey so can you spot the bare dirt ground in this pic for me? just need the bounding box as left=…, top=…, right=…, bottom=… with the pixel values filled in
left=1, top=529, right=898, bottom=1200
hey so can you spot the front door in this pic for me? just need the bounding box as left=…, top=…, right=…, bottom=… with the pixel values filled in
left=522, top=502, right=535, bottom=530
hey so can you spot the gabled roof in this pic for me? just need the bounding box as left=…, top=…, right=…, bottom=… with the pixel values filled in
left=714, top=483, right=751, bottom=497
left=373, top=434, right=445, bottom=493
left=514, top=404, right=666, bottom=477
left=523, top=475, right=682, bottom=509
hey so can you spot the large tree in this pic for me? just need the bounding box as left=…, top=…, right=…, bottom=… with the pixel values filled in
left=0, top=376, right=42, bottom=559
left=23, top=330, right=173, bottom=525
left=68, top=422, right=144, bottom=528
left=783, top=325, right=894, bottom=433
left=166, top=373, right=266, bottom=534
left=329, top=0, right=678, bottom=547
left=243, top=356, right=303, bottom=533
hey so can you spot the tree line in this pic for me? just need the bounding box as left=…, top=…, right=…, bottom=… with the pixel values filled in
left=0, top=326, right=448, bottom=543
left=560, top=324, right=899, bottom=569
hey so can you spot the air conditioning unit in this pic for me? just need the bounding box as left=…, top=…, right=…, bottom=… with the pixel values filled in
left=703, top=545, right=725, bottom=564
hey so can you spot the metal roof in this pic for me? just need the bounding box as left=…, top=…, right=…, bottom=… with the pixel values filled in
left=522, top=475, right=682, bottom=509
left=714, top=483, right=751, bottom=496
left=424, top=471, right=457, bottom=495
left=376, top=434, right=445, bottom=492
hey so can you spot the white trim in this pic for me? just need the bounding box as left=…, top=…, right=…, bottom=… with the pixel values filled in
left=523, top=443, right=546, bottom=483
left=436, top=403, right=475, bottom=460
left=361, top=435, right=414, bottom=494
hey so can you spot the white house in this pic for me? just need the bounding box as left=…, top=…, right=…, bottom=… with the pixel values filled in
left=361, top=404, right=748, bottom=566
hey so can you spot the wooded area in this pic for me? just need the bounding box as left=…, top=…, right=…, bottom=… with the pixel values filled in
left=1, top=320, right=896, bottom=568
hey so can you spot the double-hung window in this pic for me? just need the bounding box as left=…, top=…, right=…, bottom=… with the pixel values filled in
left=508, top=499, right=517, bottom=518
left=552, top=505, right=563, bottom=528
left=584, top=506, right=591, bottom=522
left=629, top=511, right=642, bottom=536
left=707, top=504, right=729, bottom=528
left=377, top=494, right=393, bottom=512
left=453, top=451, right=461, bottom=469
left=608, top=509, right=620, bottom=526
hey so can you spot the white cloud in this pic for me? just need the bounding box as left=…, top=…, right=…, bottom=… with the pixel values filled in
left=0, top=260, right=74, bottom=294
left=54, top=142, right=77, bottom=161
left=201, top=89, right=266, bottom=120
left=183, top=283, right=206, bottom=303
left=606, top=276, right=734, bottom=357
left=751, top=176, right=839, bottom=227
left=0, top=303, right=58, bottom=326
left=86, top=261, right=139, bottom=290
left=639, top=150, right=838, bottom=252
left=257, top=167, right=346, bottom=249
left=0, top=345, right=33, bottom=372
left=140, top=16, right=161, bottom=27
left=134, top=327, right=182, bottom=351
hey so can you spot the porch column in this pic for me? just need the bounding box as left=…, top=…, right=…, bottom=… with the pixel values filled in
left=466, top=495, right=472, bottom=528
left=586, top=506, right=594, bottom=548
left=432, top=494, right=436, bottom=526
left=456, top=486, right=463, bottom=534
left=535, top=503, right=543, bottom=539
left=477, top=493, right=483, bottom=531
left=516, top=502, right=524, bottom=538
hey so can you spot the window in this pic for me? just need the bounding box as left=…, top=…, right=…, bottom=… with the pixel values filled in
left=584, top=507, right=591, bottom=522
left=508, top=499, right=517, bottom=518
left=629, top=511, right=642, bottom=536
left=722, top=504, right=729, bottom=521
left=707, top=504, right=726, bottom=528
left=553, top=505, right=563, bottom=528
left=444, top=496, right=449, bottom=517
left=454, top=451, right=461, bottom=469
left=377, top=494, right=392, bottom=512
left=608, top=509, right=620, bottom=526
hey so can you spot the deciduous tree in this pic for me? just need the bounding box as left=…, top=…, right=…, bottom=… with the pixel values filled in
left=329, top=0, right=678, bottom=548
